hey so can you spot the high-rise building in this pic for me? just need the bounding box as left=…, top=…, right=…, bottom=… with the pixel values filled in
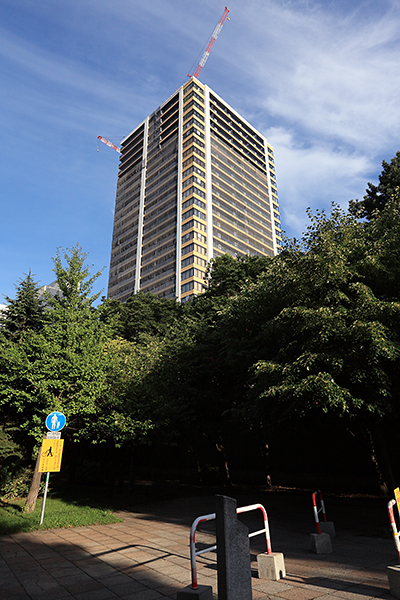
left=108, top=78, right=281, bottom=303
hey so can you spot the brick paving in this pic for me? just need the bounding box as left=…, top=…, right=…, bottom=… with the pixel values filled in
left=0, top=492, right=397, bottom=599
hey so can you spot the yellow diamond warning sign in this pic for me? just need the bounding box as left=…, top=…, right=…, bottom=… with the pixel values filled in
left=39, top=439, right=64, bottom=473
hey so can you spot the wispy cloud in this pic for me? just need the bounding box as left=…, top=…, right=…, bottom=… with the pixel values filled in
left=267, top=127, right=370, bottom=233
left=1, top=0, right=399, bottom=299
left=220, top=1, right=400, bottom=151
left=201, top=0, right=400, bottom=235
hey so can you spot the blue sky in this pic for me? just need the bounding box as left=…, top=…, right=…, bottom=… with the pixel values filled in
left=1, top=0, right=400, bottom=302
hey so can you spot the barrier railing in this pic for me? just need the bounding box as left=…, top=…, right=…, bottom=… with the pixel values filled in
left=190, top=502, right=271, bottom=590
left=388, top=499, right=400, bottom=563
left=312, top=490, right=327, bottom=534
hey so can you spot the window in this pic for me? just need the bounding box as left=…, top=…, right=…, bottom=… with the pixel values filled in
left=182, top=219, right=207, bottom=233
left=182, top=196, right=206, bottom=211
left=183, top=90, right=204, bottom=105
left=181, top=267, right=205, bottom=281
left=181, top=255, right=207, bottom=268
left=182, top=185, right=206, bottom=200
left=181, top=230, right=206, bottom=244
left=182, top=175, right=206, bottom=190
left=182, top=165, right=206, bottom=180
left=183, top=118, right=205, bottom=132
left=181, top=280, right=204, bottom=293
left=183, top=145, right=206, bottom=158
left=183, top=126, right=205, bottom=141
left=183, top=81, right=203, bottom=95
left=182, top=208, right=207, bottom=222
left=183, top=109, right=205, bottom=123
left=182, top=155, right=206, bottom=170
left=181, top=243, right=207, bottom=256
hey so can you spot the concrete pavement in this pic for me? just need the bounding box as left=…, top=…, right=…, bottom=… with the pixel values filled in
left=0, top=491, right=397, bottom=600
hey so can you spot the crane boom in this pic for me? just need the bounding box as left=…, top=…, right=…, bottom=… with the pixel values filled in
left=97, top=136, right=121, bottom=154
left=192, top=6, right=230, bottom=79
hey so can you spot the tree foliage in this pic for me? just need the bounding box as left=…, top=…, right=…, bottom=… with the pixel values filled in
left=3, top=153, right=400, bottom=495
left=101, top=291, right=182, bottom=341
left=0, top=245, right=110, bottom=457
left=214, top=203, right=400, bottom=491
left=0, top=271, right=46, bottom=341
left=204, top=253, right=271, bottom=298
left=349, top=151, right=400, bottom=220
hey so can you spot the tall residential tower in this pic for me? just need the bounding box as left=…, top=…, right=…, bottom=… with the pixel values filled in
left=108, top=79, right=281, bottom=303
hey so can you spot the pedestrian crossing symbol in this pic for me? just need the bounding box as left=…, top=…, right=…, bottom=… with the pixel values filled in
left=39, top=439, right=64, bottom=473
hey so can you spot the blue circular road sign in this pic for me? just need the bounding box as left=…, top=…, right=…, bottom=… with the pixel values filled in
left=46, top=411, right=66, bottom=432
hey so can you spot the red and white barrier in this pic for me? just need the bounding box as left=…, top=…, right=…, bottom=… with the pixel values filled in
left=189, top=503, right=272, bottom=590
left=190, top=512, right=216, bottom=590
left=312, top=490, right=327, bottom=534
left=388, top=499, right=400, bottom=563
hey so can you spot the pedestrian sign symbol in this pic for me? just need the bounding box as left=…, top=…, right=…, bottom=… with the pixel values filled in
left=45, top=411, right=66, bottom=432
left=39, top=439, right=64, bottom=473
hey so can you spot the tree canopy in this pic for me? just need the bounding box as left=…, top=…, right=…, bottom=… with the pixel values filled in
left=2, top=153, right=400, bottom=496
left=0, top=271, right=46, bottom=341
left=349, top=151, right=400, bottom=220
left=0, top=246, right=110, bottom=457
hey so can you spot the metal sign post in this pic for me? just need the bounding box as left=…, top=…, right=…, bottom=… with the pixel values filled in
left=39, top=412, right=66, bottom=525
left=40, top=473, right=50, bottom=525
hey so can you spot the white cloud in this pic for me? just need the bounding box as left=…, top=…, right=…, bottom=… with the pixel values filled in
left=267, top=128, right=370, bottom=235
left=1, top=0, right=400, bottom=298
left=222, top=0, right=400, bottom=152
left=202, top=0, right=400, bottom=237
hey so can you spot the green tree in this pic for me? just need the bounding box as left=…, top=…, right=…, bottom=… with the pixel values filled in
left=0, top=271, right=46, bottom=340
left=0, top=245, right=109, bottom=458
left=349, top=151, right=400, bottom=220
left=362, top=189, right=400, bottom=302
left=217, top=206, right=400, bottom=493
left=101, top=292, right=182, bottom=342
left=204, top=253, right=271, bottom=298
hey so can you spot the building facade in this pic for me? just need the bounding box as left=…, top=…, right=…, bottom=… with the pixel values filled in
left=108, top=78, right=281, bottom=303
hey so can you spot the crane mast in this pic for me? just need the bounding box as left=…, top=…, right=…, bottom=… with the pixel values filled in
left=192, top=6, right=230, bottom=79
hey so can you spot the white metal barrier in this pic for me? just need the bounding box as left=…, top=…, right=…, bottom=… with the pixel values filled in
left=189, top=503, right=271, bottom=590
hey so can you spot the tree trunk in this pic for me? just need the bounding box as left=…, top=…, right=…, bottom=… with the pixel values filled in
left=24, top=445, right=43, bottom=513
left=216, top=435, right=232, bottom=486
left=128, top=443, right=135, bottom=489
left=363, top=423, right=390, bottom=496
left=188, top=444, right=203, bottom=483
left=259, top=442, right=272, bottom=488
left=370, top=420, right=396, bottom=493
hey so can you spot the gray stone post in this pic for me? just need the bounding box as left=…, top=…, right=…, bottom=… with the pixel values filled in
left=216, top=495, right=252, bottom=600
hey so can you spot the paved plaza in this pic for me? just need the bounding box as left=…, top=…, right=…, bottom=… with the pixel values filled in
left=0, top=490, right=397, bottom=600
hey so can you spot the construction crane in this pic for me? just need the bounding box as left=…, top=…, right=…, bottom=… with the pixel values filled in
left=189, top=6, right=230, bottom=79
left=99, top=9, right=230, bottom=154
left=97, top=136, right=121, bottom=154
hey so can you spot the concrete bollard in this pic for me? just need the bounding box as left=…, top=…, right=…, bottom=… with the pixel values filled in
left=216, top=495, right=252, bottom=600
left=177, top=584, right=213, bottom=600
left=310, top=532, right=332, bottom=554
left=387, top=565, right=400, bottom=598
left=320, top=521, right=336, bottom=538
left=257, top=552, right=286, bottom=580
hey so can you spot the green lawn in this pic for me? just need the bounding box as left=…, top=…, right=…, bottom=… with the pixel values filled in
left=0, top=495, right=122, bottom=535
left=0, top=477, right=180, bottom=535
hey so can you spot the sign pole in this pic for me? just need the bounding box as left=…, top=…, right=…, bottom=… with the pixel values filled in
left=39, top=411, right=66, bottom=525
left=40, top=472, right=50, bottom=525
